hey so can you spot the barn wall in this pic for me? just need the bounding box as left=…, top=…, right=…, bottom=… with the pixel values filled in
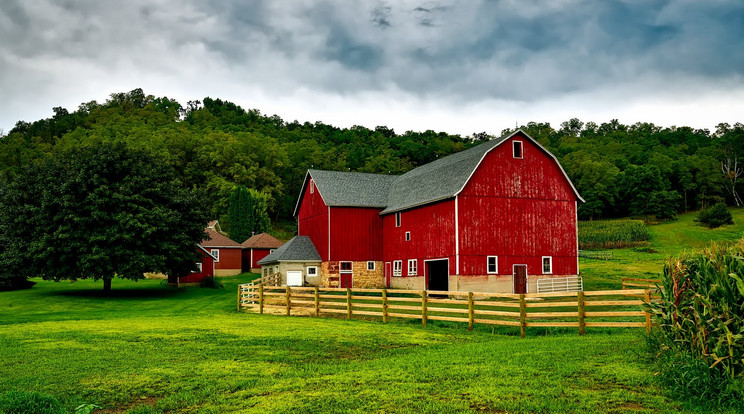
left=298, top=177, right=329, bottom=261
left=382, top=199, right=456, bottom=275
left=214, top=248, right=242, bottom=276
left=251, top=249, right=271, bottom=269
left=458, top=135, right=578, bottom=276
left=172, top=249, right=215, bottom=285
left=329, top=207, right=384, bottom=261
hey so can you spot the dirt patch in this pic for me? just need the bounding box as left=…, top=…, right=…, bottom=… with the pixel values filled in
left=94, top=396, right=159, bottom=414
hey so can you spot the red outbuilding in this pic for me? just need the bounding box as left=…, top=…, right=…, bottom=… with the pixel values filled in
left=168, top=245, right=216, bottom=286
left=282, top=130, right=583, bottom=293
left=241, top=233, right=284, bottom=272
left=200, top=227, right=243, bottom=276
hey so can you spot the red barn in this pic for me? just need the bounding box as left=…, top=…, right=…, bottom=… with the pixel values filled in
left=289, top=130, right=583, bottom=293
left=241, top=233, right=284, bottom=272
left=200, top=227, right=243, bottom=276
left=168, top=245, right=216, bottom=286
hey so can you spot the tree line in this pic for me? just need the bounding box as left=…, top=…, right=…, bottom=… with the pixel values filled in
left=1, top=88, right=743, bottom=227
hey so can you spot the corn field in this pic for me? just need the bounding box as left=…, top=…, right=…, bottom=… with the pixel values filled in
left=578, top=219, right=650, bottom=249
left=649, top=242, right=744, bottom=381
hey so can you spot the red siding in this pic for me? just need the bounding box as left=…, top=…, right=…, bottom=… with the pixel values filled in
left=458, top=135, right=578, bottom=276
left=213, top=248, right=242, bottom=271
left=251, top=249, right=271, bottom=268
left=382, top=199, right=456, bottom=275
left=174, top=248, right=215, bottom=284
left=329, top=207, right=384, bottom=261
left=298, top=178, right=329, bottom=261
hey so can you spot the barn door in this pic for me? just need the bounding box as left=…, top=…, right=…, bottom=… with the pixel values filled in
left=384, top=262, right=391, bottom=288
left=513, top=265, right=527, bottom=294
left=427, top=260, right=449, bottom=292
left=340, top=273, right=353, bottom=288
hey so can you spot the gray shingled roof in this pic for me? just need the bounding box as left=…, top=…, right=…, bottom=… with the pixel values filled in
left=381, top=136, right=508, bottom=214
left=293, top=169, right=398, bottom=215
left=257, top=236, right=321, bottom=265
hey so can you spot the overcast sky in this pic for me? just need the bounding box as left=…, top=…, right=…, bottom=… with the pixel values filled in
left=1, top=0, right=743, bottom=136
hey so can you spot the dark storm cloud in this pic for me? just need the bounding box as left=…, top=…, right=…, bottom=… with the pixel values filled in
left=1, top=0, right=743, bottom=131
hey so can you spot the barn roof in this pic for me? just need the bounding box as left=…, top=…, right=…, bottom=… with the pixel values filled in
left=294, top=130, right=583, bottom=216
left=293, top=170, right=397, bottom=215
left=241, top=233, right=284, bottom=249
left=257, top=236, right=321, bottom=265
left=200, top=228, right=242, bottom=248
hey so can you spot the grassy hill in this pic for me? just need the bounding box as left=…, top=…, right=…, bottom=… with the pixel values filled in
left=580, top=208, right=744, bottom=290
left=1, top=209, right=742, bottom=413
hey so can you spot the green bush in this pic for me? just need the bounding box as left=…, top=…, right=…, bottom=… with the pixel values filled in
left=578, top=219, right=650, bottom=249
left=696, top=203, right=734, bottom=228
left=0, top=390, right=65, bottom=414
left=648, top=243, right=744, bottom=408
left=199, top=276, right=223, bottom=289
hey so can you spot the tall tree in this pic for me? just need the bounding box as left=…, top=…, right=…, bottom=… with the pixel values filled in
left=0, top=142, right=208, bottom=292
left=228, top=185, right=251, bottom=243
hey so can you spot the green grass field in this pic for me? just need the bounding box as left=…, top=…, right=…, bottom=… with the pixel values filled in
left=1, top=209, right=743, bottom=413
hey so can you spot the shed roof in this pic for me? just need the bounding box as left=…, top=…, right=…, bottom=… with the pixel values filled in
left=241, top=233, right=284, bottom=249
left=200, top=228, right=242, bottom=248
left=257, top=236, right=321, bottom=265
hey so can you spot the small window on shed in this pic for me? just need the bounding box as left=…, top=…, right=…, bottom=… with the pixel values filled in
left=307, top=266, right=318, bottom=276
left=211, top=249, right=219, bottom=262
left=395, top=212, right=401, bottom=227
left=487, top=256, right=498, bottom=274
left=367, top=261, right=375, bottom=271
left=542, top=256, right=552, bottom=274
left=310, top=179, right=315, bottom=194
left=193, top=262, right=202, bottom=273
left=513, top=141, right=523, bottom=159
left=405, top=231, right=411, bottom=241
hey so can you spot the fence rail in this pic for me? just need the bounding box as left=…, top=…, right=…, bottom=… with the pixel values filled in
left=536, top=276, right=583, bottom=293
left=238, top=284, right=654, bottom=337
left=578, top=250, right=614, bottom=260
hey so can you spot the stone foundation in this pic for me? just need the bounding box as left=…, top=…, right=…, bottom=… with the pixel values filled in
left=214, top=269, right=241, bottom=277
left=390, top=274, right=577, bottom=293
left=320, top=261, right=384, bottom=288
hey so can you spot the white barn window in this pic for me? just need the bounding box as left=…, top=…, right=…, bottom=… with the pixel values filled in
left=542, top=256, right=552, bottom=274
left=513, top=141, right=523, bottom=159
left=393, top=260, right=402, bottom=277
left=408, top=259, right=417, bottom=276
left=211, top=249, right=219, bottom=262
left=487, top=256, right=498, bottom=274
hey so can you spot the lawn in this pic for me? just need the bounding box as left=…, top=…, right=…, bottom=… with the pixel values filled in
left=2, top=209, right=742, bottom=413
left=0, top=276, right=682, bottom=413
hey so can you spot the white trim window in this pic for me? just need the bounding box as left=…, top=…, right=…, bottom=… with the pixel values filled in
left=340, top=261, right=353, bottom=274
left=405, top=231, right=411, bottom=241
left=393, top=260, right=402, bottom=277
left=395, top=212, right=401, bottom=227
left=487, top=256, right=498, bottom=274
left=408, top=259, right=418, bottom=276
left=310, top=179, right=315, bottom=194
left=513, top=140, right=523, bottom=159
left=542, top=256, right=553, bottom=274
left=307, top=266, right=318, bottom=276
left=193, top=262, right=202, bottom=273
left=367, top=261, right=375, bottom=271
left=211, top=249, right=219, bottom=262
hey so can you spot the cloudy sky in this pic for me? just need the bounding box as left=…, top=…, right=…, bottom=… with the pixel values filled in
left=1, top=0, right=743, bottom=136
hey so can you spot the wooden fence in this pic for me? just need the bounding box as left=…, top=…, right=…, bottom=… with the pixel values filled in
left=236, top=273, right=280, bottom=311
left=578, top=250, right=614, bottom=260
left=237, top=285, right=654, bottom=337
left=622, top=277, right=660, bottom=290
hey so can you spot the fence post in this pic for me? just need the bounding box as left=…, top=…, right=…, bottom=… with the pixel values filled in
left=314, top=286, right=320, bottom=317
left=422, top=290, right=428, bottom=327
left=259, top=285, right=264, bottom=314
left=519, top=294, right=526, bottom=338
left=468, top=292, right=474, bottom=331
left=644, top=289, right=651, bottom=334
left=286, top=286, right=291, bottom=316
left=578, top=291, right=585, bottom=336
left=346, top=288, right=352, bottom=319
left=237, top=285, right=242, bottom=312
left=382, top=289, right=388, bottom=323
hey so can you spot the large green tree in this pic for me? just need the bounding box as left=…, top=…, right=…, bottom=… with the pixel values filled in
left=228, top=185, right=251, bottom=243
left=0, top=142, right=209, bottom=291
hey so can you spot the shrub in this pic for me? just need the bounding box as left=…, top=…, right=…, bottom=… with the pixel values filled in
left=647, top=242, right=744, bottom=408
left=0, top=276, right=35, bottom=292
left=696, top=203, right=734, bottom=228
left=578, top=219, right=650, bottom=249
left=0, top=390, right=65, bottom=414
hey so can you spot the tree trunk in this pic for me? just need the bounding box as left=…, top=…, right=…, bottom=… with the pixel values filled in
left=103, top=277, right=112, bottom=292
